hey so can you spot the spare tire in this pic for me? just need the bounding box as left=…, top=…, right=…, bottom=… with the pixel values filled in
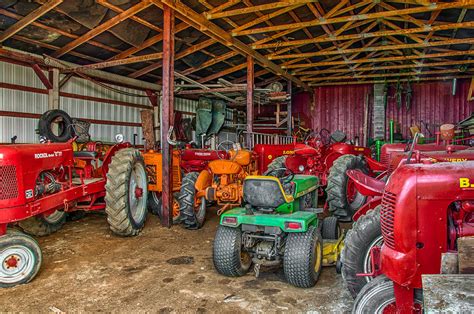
left=38, top=109, right=75, bottom=142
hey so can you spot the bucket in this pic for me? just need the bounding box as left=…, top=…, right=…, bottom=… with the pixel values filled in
left=440, top=124, right=455, bottom=141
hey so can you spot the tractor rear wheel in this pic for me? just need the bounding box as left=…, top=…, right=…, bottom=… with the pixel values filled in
left=105, top=148, right=148, bottom=236
left=326, top=154, right=369, bottom=221
left=321, top=216, right=340, bottom=240
left=264, top=155, right=287, bottom=177
left=178, top=172, right=206, bottom=230
left=0, top=230, right=42, bottom=288
left=352, top=275, right=423, bottom=313
left=148, top=192, right=181, bottom=224
left=283, top=226, right=323, bottom=288
left=213, top=225, right=251, bottom=277
left=18, top=210, right=67, bottom=237
left=341, top=206, right=383, bottom=298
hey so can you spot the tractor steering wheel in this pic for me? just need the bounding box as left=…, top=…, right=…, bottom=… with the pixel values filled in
left=266, top=167, right=295, bottom=184
left=217, top=140, right=239, bottom=160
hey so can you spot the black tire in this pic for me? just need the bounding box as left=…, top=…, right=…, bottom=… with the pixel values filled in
left=353, top=275, right=423, bottom=314
left=66, top=211, right=86, bottom=221
left=264, top=155, right=287, bottom=177
left=148, top=192, right=181, bottom=224
left=105, top=148, right=148, bottom=236
left=0, top=230, right=42, bottom=288
left=18, top=210, right=67, bottom=237
left=321, top=216, right=340, bottom=240
left=341, top=206, right=383, bottom=298
left=178, top=172, right=206, bottom=230
left=283, top=226, right=323, bottom=288
left=326, top=154, right=369, bottom=221
left=213, top=225, right=251, bottom=277
left=38, top=109, right=75, bottom=142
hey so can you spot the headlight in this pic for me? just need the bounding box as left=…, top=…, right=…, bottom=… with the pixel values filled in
left=115, top=133, right=124, bottom=143
left=298, top=165, right=305, bottom=172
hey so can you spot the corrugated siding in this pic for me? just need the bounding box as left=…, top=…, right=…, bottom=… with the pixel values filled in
left=293, top=79, right=474, bottom=141
left=0, top=61, right=201, bottom=144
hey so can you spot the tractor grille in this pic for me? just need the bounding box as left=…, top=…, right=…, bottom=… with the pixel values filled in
left=0, top=165, right=19, bottom=200
left=380, top=191, right=396, bottom=249
left=380, top=152, right=389, bottom=168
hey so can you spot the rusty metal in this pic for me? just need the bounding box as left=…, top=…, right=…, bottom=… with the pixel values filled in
left=246, top=56, right=254, bottom=147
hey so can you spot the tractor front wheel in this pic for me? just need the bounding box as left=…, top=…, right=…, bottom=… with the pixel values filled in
left=105, top=148, right=148, bottom=236
left=341, top=206, right=383, bottom=298
left=148, top=192, right=181, bottom=224
left=18, top=210, right=67, bottom=237
left=326, top=154, right=369, bottom=221
left=213, top=225, right=251, bottom=277
left=352, top=275, right=423, bottom=314
left=283, top=226, right=323, bottom=288
left=178, top=172, right=206, bottom=230
left=0, top=231, right=42, bottom=288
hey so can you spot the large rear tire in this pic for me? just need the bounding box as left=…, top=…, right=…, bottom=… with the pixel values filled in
left=264, top=155, right=287, bottom=177
left=178, top=172, right=206, bottom=230
left=18, top=210, right=67, bottom=237
left=326, top=154, right=369, bottom=221
left=0, top=231, right=42, bottom=288
left=283, top=226, right=323, bottom=288
left=213, top=225, right=251, bottom=277
left=353, top=275, right=423, bottom=314
left=341, top=206, right=383, bottom=298
left=105, top=148, right=148, bottom=236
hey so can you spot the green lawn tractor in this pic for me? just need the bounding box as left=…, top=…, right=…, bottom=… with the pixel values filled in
left=212, top=171, right=343, bottom=288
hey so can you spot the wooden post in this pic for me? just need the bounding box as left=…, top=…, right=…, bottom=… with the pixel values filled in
left=287, top=79, right=292, bottom=136
left=48, top=68, right=60, bottom=110
left=161, top=4, right=174, bottom=228
left=246, top=56, right=254, bottom=148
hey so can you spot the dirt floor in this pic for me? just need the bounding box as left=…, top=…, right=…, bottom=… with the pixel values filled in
left=1, top=211, right=353, bottom=313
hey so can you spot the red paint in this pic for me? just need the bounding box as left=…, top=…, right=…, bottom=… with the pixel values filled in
left=293, top=80, right=474, bottom=140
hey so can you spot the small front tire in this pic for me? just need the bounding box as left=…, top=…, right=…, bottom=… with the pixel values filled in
left=321, top=216, right=340, bottom=240
left=0, top=231, right=42, bottom=288
left=18, top=210, right=67, bottom=237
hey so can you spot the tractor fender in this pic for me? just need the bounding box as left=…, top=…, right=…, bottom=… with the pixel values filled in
left=195, top=169, right=213, bottom=192
left=346, top=169, right=385, bottom=197
left=352, top=197, right=382, bottom=221
left=365, top=156, right=387, bottom=172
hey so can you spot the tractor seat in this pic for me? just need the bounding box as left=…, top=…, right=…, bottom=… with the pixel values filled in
left=73, top=151, right=98, bottom=159
left=243, top=176, right=293, bottom=210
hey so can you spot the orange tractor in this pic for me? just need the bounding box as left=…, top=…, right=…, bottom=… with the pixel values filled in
left=178, top=141, right=259, bottom=229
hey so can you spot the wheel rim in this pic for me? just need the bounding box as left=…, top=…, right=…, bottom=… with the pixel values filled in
left=43, top=210, right=65, bottom=224
left=128, top=162, right=147, bottom=222
left=363, top=235, right=384, bottom=283
left=314, top=241, right=321, bottom=271
left=172, top=199, right=180, bottom=220
left=1, top=245, right=35, bottom=284
left=240, top=250, right=251, bottom=268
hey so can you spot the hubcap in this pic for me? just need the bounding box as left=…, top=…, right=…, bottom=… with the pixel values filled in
left=128, top=162, right=147, bottom=222
left=1, top=246, right=35, bottom=284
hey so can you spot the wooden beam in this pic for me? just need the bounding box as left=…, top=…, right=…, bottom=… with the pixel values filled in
left=297, top=59, right=474, bottom=77
left=309, top=75, right=473, bottom=86
left=152, top=0, right=309, bottom=89
left=232, top=2, right=473, bottom=36
left=283, top=50, right=474, bottom=69
left=253, top=21, right=474, bottom=50
left=161, top=4, right=174, bottom=228
left=246, top=56, right=254, bottom=146
left=77, top=52, right=163, bottom=70
left=51, top=1, right=152, bottom=58
left=271, top=38, right=474, bottom=60
left=0, top=0, right=63, bottom=43
left=206, top=0, right=317, bottom=19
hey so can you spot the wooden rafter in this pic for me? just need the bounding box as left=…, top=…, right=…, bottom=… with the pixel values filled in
left=0, top=0, right=63, bottom=43
left=310, top=75, right=474, bottom=86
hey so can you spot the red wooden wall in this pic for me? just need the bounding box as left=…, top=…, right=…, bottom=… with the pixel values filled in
left=293, top=79, right=474, bottom=141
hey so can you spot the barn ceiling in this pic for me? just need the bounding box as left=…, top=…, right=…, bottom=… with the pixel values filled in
left=0, top=0, right=473, bottom=91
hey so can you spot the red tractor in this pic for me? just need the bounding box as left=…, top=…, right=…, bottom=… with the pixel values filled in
left=341, top=134, right=474, bottom=298
left=264, top=129, right=375, bottom=221
left=352, top=161, right=474, bottom=312
left=0, top=136, right=147, bottom=287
